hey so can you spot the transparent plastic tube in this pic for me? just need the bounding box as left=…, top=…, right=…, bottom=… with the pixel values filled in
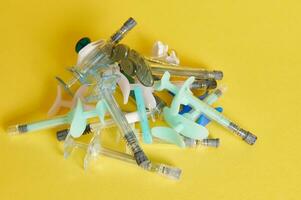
left=100, top=148, right=181, bottom=180
left=56, top=103, right=165, bottom=141
left=144, top=57, right=179, bottom=66
left=153, top=77, right=217, bottom=90
left=156, top=74, right=257, bottom=145
left=188, top=91, right=256, bottom=144
left=7, top=108, right=99, bottom=136
left=7, top=115, right=69, bottom=135
left=68, top=139, right=181, bottom=180
left=149, top=63, right=223, bottom=80
left=100, top=87, right=150, bottom=167
left=172, top=79, right=217, bottom=90
left=187, top=85, right=227, bottom=121
left=153, top=137, right=219, bottom=148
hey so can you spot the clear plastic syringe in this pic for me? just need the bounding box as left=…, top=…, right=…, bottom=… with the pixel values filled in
left=56, top=97, right=219, bottom=148
left=93, top=75, right=151, bottom=168
left=65, top=137, right=181, bottom=180
left=56, top=17, right=137, bottom=94
left=56, top=99, right=166, bottom=141
left=171, top=79, right=217, bottom=90
left=153, top=76, right=218, bottom=90
left=147, top=59, right=223, bottom=80
left=6, top=102, right=101, bottom=136
left=180, top=86, right=226, bottom=147
left=184, top=85, right=227, bottom=121
left=155, top=72, right=257, bottom=145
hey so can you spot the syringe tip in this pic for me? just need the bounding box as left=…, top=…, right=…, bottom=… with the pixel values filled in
left=183, top=137, right=197, bottom=147
left=213, top=70, right=223, bottom=80
left=7, top=125, right=19, bottom=136
left=243, top=132, right=257, bottom=145
left=110, top=17, right=137, bottom=44
left=55, top=76, right=74, bottom=96
left=7, top=124, right=27, bottom=136
left=57, top=129, right=69, bottom=141
left=158, top=164, right=182, bottom=180
left=201, top=138, right=220, bottom=148
left=124, top=17, right=137, bottom=30
left=228, top=123, right=257, bottom=145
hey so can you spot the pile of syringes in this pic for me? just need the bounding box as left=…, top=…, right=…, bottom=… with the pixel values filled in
left=7, top=18, right=257, bottom=180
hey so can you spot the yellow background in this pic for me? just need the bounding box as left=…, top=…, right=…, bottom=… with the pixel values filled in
left=0, top=0, right=300, bottom=199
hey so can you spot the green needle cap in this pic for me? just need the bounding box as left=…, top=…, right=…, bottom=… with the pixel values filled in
left=75, top=37, right=91, bottom=53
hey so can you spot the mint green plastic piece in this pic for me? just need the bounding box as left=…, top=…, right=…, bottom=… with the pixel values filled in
left=26, top=117, right=68, bottom=132
left=151, top=127, right=185, bottom=147
left=154, top=72, right=231, bottom=128
left=68, top=100, right=86, bottom=138
left=183, top=86, right=226, bottom=121
left=154, top=72, right=209, bottom=140
left=133, top=86, right=152, bottom=144
left=17, top=99, right=107, bottom=138
left=68, top=100, right=107, bottom=137
left=163, top=107, right=208, bottom=139
left=152, top=88, right=223, bottom=147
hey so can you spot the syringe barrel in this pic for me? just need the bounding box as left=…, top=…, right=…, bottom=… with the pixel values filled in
left=99, top=147, right=181, bottom=180
left=188, top=94, right=257, bottom=145
left=150, top=64, right=223, bottom=80
left=7, top=115, right=68, bottom=135
left=100, top=88, right=150, bottom=167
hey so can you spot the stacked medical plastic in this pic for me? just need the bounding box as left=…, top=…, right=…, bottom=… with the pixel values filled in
left=7, top=18, right=257, bottom=180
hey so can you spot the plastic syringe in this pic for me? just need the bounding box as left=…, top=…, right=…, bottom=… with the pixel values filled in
left=147, top=60, right=223, bottom=80
left=7, top=103, right=100, bottom=136
left=155, top=72, right=257, bottom=145
left=65, top=137, right=181, bottom=180
left=56, top=100, right=166, bottom=141
left=93, top=75, right=151, bottom=168
left=56, top=17, right=137, bottom=94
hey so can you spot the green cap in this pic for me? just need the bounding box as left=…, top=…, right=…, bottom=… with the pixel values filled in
left=75, top=37, right=91, bottom=53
